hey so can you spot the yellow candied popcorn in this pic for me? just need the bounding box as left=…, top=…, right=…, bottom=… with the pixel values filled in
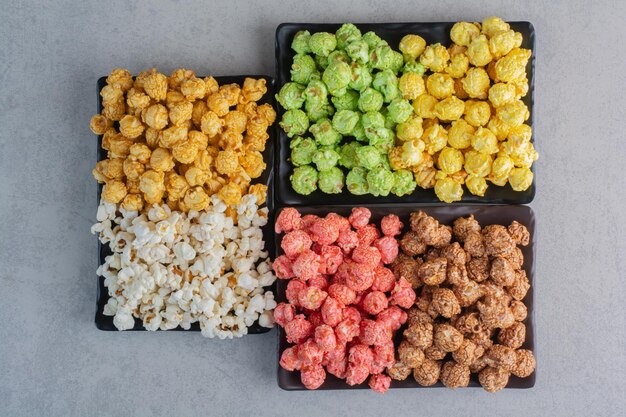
left=447, top=119, right=475, bottom=149
left=143, top=70, right=168, bottom=101
left=433, top=96, right=465, bottom=121
left=102, top=180, right=127, bottom=203
left=194, top=148, right=216, bottom=171
left=446, top=54, right=469, bottom=78
left=466, top=175, right=488, bottom=196
left=188, top=130, right=209, bottom=148
left=100, top=85, right=124, bottom=106
left=438, top=147, right=464, bottom=174
left=450, top=22, right=481, bottom=47
left=215, top=149, right=240, bottom=176
left=420, top=43, right=450, bottom=72
left=219, top=130, right=244, bottom=151
left=168, top=100, right=193, bottom=126
left=89, top=115, right=112, bottom=135
left=183, top=186, right=211, bottom=211
left=449, top=169, right=467, bottom=185
left=246, top=115, right=270, bottom=138
left=488, top=82, right=517, bottom=108
left=489, top=30, right=523, bottom=59
left=507, top=124, right=532, bottom=145
left=125, top=178, right=141, bottom=194
left=239, top=151, right=266, bottom=179
left=204, top=76, right=219, bottom=95
left=181, top=77, right=207, bottom=101
left=396, top=116, right=424, bottom=142
left=106, top=68, right=134, bottom=92
left=248, top=183, right=267, bottom=206
left=108, top=135, right=133, bottom=158
left=119, top=115, right=145, bottom=139
left=150, top=148, right=175, bottom=172
left=123, top=158, right=144, bottom=181
left=412, top=94, right=439, bottom=119
left=129, top=143, right=151, bottom=164
left=191, top=100, right=209, bottom=128
left=512, top=77, right=529, bottom=99
left=121, top=193, right=144, bottom=212
left=218, top=182, right=243, bottom=206
left=489, top=154, right=515, bottom=186
left=399, top=34, right=427, bottom=60
left=426, top=73, right=455, bottom=99
left=159, top=125, right=188, bottom=148
left=496, top=100, right=529, bottom=127
left=97, top=158, right=125, bottom=180
left=453, top=78, right=469, bottom=100
left=508, top=167, right=533, bottom=191
left=495, top=48, right=532, bottom=83
left=201, top=110, right=224, bottom=137
left=243, top=132, right=269, bottom=153
left=388, top=147, right=408, bottom=170
left=166, top=91, right=186, bottom=107
left=399, top=72, right=426, bottom=100
left=421, top=124, right=448, bottom=155
left=126, top=88, right=151, bottom=110
left=501, top=140, right=538, bottom=168
left=467, top=35, right=492, bottom=67
left=168, top=69, right=196, bottom=91
left=487, top=116, right=511, bottom=141
left=207, top=93, right=230, bottom=117
left=241, top=78, right=267, bottom=103
left=165, top=172, right=190, bottom=201
left=434, top=175, right=463, bottom=203
left=172, top=140, right=199, bottom=164
left=219, top=84, right=242, bottom=107
left=413, top=165, right=437, bottom=189
left=102, top=98, right=126, bottom=121
left=142, top=104, right=169, bottom=130
left=464, top=100, right=491, bottom=127
left=472, top=127, right=499, bottom=154
left=462, top=67, right=490, bottom=99
left=481, top=16, right=510, bottom=37
left=256, top=103, right=277, bottom=125
left=223, top=110, right=248, bottom=134
left=401, top=139, right=426, bottom=166
left=464, top=150, right=492, bottom=177
left=184, top=166, right=210, bottom=187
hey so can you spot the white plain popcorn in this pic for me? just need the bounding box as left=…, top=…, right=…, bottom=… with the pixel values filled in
left=93, top=194, right=276, bottom=337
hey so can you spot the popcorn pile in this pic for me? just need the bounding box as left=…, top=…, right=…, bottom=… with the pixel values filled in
left=92, top=194, right=277, bottom=338
left=273, top=207, right=416, bottom=392
left=389, top=211, right=535, bottom=391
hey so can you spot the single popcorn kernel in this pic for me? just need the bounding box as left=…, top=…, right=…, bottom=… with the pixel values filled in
left=143, top=70, right=168, bottom=101
left=142, top=104, right=169, bottom=130
left=106, top=68, right=134, bottom=91
left=119, top=115, right=145, bottom=139
left=239, top=151, right=266, bottom=179
left=241, top=77, right=267, bottom=103
left=150, top=147, right=175, bottom=172
left=218, top=182, right=243, bottom=206
left=168, top=100, right=193, bottom=126
left=89, top=114, right=112, bottom=135
left=215, top=149, right=240, bottom=176
left=183, top=186, right=210, bottom=211
left=180, top=77, right=207, bottom=101
left=121, top=193, right=144, bottom=211
left=102, top=180, right=127, bottom=203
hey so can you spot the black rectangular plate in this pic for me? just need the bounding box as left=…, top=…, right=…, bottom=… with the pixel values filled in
left=275, top=22, right=536, bottom=206
left=275, top=204, right=535, bottom=390
left=95, top=75, right=278, bottom=334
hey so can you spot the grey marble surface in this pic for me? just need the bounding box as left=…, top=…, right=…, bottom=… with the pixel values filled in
left=0, top=0, right=624, bottom=416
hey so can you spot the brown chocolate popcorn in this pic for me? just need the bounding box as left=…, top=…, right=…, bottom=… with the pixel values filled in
left=418, top=257, right=447, bottom=286
left=413, top=358, right=441, bottom=386
left=479, top=367, right=510, bottom=392
left=508, top=221, right=530, bottom=246
left=440, top=361, right=470, bottom=388
left=403, top=322, right=434, bottom=349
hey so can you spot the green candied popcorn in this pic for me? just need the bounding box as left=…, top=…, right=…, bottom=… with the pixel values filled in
left=336, top=23, right=362, bottom=50
left=290, top=54, right=318, bottom=85
left=362, top=31, right=388, bottom=50
left=370, top=45, right=396, bottom=70
left=402, top=60, right=425, bottom=75
left=328, top=50, right=350, bottom=66
left=291, top=30, right=312, bottom=54
left=346, top=40, right=369, bottom=64
left=380, top=107, right=397, bottom=130
left=339, top=141, right=362, bottom=169
left=387, top=98, right=414, bottom=123
left=304, top=79, right=328, bottom=104
left=372, top=69, right=399, bottom=103
left=331, top=90, right=359, bottom=111
left=358, top=88, right=384, bottom=112
left=332, top=110, right=360, bottom=135
left=318, top=166, right=345, bottom=194
left=290, top=136, right=318, bottom=166
left=390, top=51, right=404, bottom=73
left=346, top=166, right=369, bottom=195
left=322, top=61, right=352, bottom=97
left=368, top=127, right=395, bottom=153
left=361, top=111, right=385, bottom=130
left=276, top=82, right=305, bottom=110
left=309, top=118, right=342, bottom=146
left=351, top=117, right=367, bottom=142
left=309, top=32, right=337, bottom=57
left=355, top=145, right=382, bottom=170
left=315, top=54, right=329, bottom=70
left=280, top=109, right=309, bottom=138
left=348, top=62, right=373, bottom=92
left=305, top=99, right=334, bottom=122
left=312, top=146, right=341, bottom=171
left=380, top=154, right=392, bottom=170
left=291, top=165, right=318, bottom=195
left=366, top=165, right=394, bottom=197
left=391, top=169, right=417, bottom=197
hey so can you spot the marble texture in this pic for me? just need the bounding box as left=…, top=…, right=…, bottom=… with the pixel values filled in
left=0, top=0, right=624, bottom=416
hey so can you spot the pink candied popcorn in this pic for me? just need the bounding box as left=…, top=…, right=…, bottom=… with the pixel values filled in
left=273, top=302, right=296, bottom=327
left=300, top=214, right=320, bottom=232
left=380, top=214, right=403, bottom=237
left=348, top=207, right=371, bottom=229
left=377, top=306, right=407, bottom=332
left=362, top=291, right=389, bottom=315
left=348, top=344, right=374, bottom=366
left=345, top=262, right=375, bottom=292
left=308, top=218, right=340, bottom=245
left=341, top=306, right=362, bottom=324
left=373, top=341, right=395, bottom=368
left=292, top=249, right=321, bottom=281
left=326, top=212, right=351, bottom=232
left=351, top=245, right=382, bottom=267
left=280, top=229, right=312, bottom=259
left=285, top=279, right=307, bottom=306
left=314, top=324, right=338, bottom=351
left=335, top=318, right=360, bottom=344
left=356, top=224, right=380, bottom=246
left=368, top=374, right=391, bottom=393
left=359, top=320, right=388, bottom=346
left=272, top=255, right=294, bottom=279
left=321, top=296, right=344, bottom=327
left=298, top=339, right=324, bottom=366
left=297, top=285, right=328, bottom=310
left=279, top=346, right=301, bottom=371
left=389, top=277, right=416, bottom=309
left=328, top=284, right=356, bottom=306
left=318, top=245, right=344, bottom=274
left=300, top=364, right=326, bottom=390
left=307, top=274, right=329, bottom=291
left=345, top=363, right=369, bottom=386
left=336, top=229, right=359, bottom=254
left=275, top=208, right=302, bottom=233
left=284, top=314, right=313, bottom=344
left=371, top=265, right=395, bottom=292
left=374, top=236, right=399, bottom=264
left=325, top=357, right=348, bottom=379
left=308, top=311, right=324, bottom=328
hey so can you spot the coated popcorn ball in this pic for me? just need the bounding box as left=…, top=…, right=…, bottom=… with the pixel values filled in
left=356, top=224, right=380, bottom=246
left=467, top=34, right=492, bottom=67
left=106, top=68, right=134, bottom=91
left=512, top=349, right=536, bottom=378
left=479, top=366, right=510, bottom=392
left=462, top=67, right=490, bottom=99
left=497, top=321, right=526, bottom=349
left=450, top=22, right=481, bottom=46
left=301, top=364, right=326, bottom=390
left=298, top=339, right=324, bottom=366
left=328, top=284, right=356, bottom=305
left=412, top=94, right=438, bottom=119
left=434, top=323, right=464, bottom=352
left=318, top=245, right=343, bottom=274
left=453, top=280, right=484, bottom=307
left=431, top=287, right=461, bottom=318
left=418, top=257, right=447, bottom=286
left=362, top=291, right=388, bottom=315
left=485, top=344, right=517, bottom=372
left=89, top=114, right=112, bottom=135
left=280, top=346, right=302, bottom=371
left=452, top=338, right=481, bottom=366
left=424, top=344, right=447, bottom=361
left=308, top=311, right=324, bottom=329
left=381, top=214, right=403, bottom=237
left=274, top=302, right=296, bottom=327
left=446, top=53, right=470, bottom=78
left=275, top=208, right=303, bottom=234
left=308, top=218, right=340, bottom=246
left=102, top=180, right=127, bottom=203
left=427, top=73, right=455, bottom=99
left=377, top=306, right=407, bottom=332
left=440, top=361, right=470, bottom=388
left=335, top=318, right=360, bottom=345
left=464, top=100, right=491, bottom=127
left=433, top=96, right=465, bottom=121
left=369, top=374, right=391, bottom=393
left=508, top=270, right=530, bottom=301
left=346, top=262, right=375, bottom=292
left=349, top=207, right=371, bottom=229
left=490, top=256, right=516, bottom=286
left=447, top=119, right=474, bottom=150
left=284, top=314, right=313, bottom=344
left=352, top=245, right=382, bottom=267
left=372, top=265, right=396, bottom=293
left=434, top=176, right=463, bottom=203
left=144, top=70, right=168, bottom=101
left=292, top=250, right=322, bottom=281
left=420, top=43, right=450, bottom=72
left=407, top=308, right=433, bottom=326
left=281, top=230, right=313, bottom=259
left=398, top=340, right=425, bottom=368
left=404, top=322, right=434, bottom=349
left=510, top=300, right=528, bottom=322
left=345, top=363, right=370, bottom=386
left=508, top=168, right=533, bottom=191
left=399, top=232, right=426, bottom=257
left=315, top=324, right=338, bottom=351
left=413, top=358, right=442, bottom=387
left=374, top=236, right=399, bottom=264
left=286, top=279, right=307, bottom=305
left=483, top=224, right=516, bottom=256
left=298, top=286, right=328, bottom=310
left=308, top=274, right=329, bottom=290
left=389, top=277, right=416, bottom=309
left=388, top=362, right=412, bottom=381
left=496, top=100, right=529, bottom=127
left=349, top=344, right=375, bottom=367
left=320, top=297, right=342, bottom=327
left=495, top=48, right=531, bottom=83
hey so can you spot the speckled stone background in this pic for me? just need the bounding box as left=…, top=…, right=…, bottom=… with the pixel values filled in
left=0, top=0, right=624, bottom=416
